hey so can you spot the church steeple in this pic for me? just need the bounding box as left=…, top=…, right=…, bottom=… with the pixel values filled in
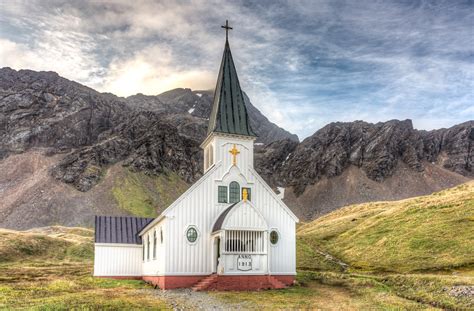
left=207, top=21, right=257, bottom=138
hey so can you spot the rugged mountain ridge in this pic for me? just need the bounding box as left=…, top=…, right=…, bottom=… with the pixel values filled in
left=126, top=88, right=299, bottom=143
left=0, top=67, right=472, bottom=228
left=257, top=120, right=473, bottom=193
left=0, top=68, right=296, bottom=192
left=255, top=119, right=473, bottom=219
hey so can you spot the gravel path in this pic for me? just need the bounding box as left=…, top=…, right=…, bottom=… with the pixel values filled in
left=140, top=288, right=249, bottom=310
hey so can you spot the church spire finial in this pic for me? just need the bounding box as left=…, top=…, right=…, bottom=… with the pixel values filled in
left=221, top=19, right=232, bottom=42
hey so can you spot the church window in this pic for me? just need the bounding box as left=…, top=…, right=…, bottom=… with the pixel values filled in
left=229, top=182, right=240, bottom=203
left=270, top=230, right=279, bottom=245
left=209, top=144, right=214, bottom=166
left=142, top=240, right=145, bottom=261
left=147, top=235, right=150, bottom=260
left=153, top=231, right=157, bottom=259
left=204, top=148, right=209, bottom=171
left=160, top=228, right=163, bottom=244
left=186, top=227, right=198, bottom=243
left=218, top=186, right=228, bottom=203
left=242, top=187, right=251, bottom=201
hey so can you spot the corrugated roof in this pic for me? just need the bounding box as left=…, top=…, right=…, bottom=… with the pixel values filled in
left=207, top=39, right=257, bottom=137
left=212, top=202, right=238, bottom=232
left=94, top=216, right=154, bottom=244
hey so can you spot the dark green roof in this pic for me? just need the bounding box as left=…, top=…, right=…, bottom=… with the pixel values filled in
left=207, top=40, right=257, bottom=137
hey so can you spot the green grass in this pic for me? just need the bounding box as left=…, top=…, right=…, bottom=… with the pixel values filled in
left=0, top=261, right=170, bottom=310
left=211, top=271, right=431, bottom=310
left=112, top=169, right=189, bottom=218
left=298, top=181, right=474, bottom=273
left=0, top=227, right=169, bottom=310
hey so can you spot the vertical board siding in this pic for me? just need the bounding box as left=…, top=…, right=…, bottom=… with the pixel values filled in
left=94, top=245, right=142, bottom=276
left=142, top=220, right=167, bottom=276
left=159, top=135, right=296, bottom=276
left=223, top=202, right=266, bottom=230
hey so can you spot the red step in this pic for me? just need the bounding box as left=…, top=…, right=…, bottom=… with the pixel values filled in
left=267, top=275, right=287, bottom=289
left=192, top=274, right=218, bottom=291
left=192, top=274, right=288, bottom=291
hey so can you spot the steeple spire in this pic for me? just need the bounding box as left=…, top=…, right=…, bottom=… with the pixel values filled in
left=207, top=21, right=257, bottom=138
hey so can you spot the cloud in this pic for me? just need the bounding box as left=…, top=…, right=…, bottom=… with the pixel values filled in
left=101, top=45, right=215, bottom=96
left=0, top=0, right=472, bottom=138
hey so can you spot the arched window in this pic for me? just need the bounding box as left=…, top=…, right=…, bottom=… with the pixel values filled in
left=160, top=228, right=163, bottom=244
left=229, top=181, right=240, bottom=203
left=147, top=235, right=150, bottom=260
left=204, top=148, right=209, bottom=170
left=153, top=231, right=157, bottom=259
left=209, top=144, right=214, bottom=167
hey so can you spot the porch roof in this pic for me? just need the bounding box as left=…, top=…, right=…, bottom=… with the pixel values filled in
left=212, top=200, right=267, bottom=233
left=212, top=202, right=238, bottom=232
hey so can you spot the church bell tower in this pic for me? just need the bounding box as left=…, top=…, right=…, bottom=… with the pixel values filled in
left=201, top=20, right=257, bottom=172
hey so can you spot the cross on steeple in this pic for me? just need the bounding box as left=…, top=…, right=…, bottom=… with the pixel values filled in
left=221, top=20, right=233, bottom=41
left=229, top=144, right=240, bottom=166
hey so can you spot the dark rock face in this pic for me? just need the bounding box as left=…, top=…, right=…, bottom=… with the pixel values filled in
left=421, top=121, right=474, bottom=176
left=0, top=68, right=129, bottom=159
left=126, top=88, right=299, bottom=144
left=254, top=139, right=298, bottom=187
left=51, top=111, right=202, bottom=191
left=255, top=120, right=473, bottom=195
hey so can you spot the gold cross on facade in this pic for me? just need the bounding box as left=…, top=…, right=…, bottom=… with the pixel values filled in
left=229, top=144, right=240, bottom=166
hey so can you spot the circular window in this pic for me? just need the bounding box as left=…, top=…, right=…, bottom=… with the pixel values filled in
left=270, top=230, right=279, bottom=245
left=186, top=227, right=198, bottom=243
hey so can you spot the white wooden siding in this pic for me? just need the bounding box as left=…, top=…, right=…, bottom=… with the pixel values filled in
left=142, top=220, right=167, bottom=276
left=140, top=134, right=298, bottom=276
left=223, top=201, right=267, bottom=230
left=94, top=244, right=142, bottom=276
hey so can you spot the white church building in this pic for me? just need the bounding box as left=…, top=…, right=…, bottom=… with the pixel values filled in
left=94, top=22, right=299, bottom=291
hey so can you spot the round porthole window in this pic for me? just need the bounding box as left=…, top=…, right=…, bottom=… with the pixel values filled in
left=270, top=230, right=279, bottom=245
left=186, top=227, right=198, bottom=243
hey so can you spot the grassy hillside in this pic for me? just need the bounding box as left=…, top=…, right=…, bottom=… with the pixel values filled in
left=0, top=226, right=170, bottom=309
left=0, top=226, right=94, bottom=263
left=298, top=181, right=474, bottom=273
left=112, top=169, right=189, bottom=218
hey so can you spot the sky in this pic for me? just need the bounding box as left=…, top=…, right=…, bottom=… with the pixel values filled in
left=0, top=0, right=473, bottom=139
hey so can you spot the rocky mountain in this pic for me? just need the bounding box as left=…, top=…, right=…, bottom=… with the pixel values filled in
left=255, top=120, right=473, bottom=219
left=0, top=67, right=472, bottom=229
left=0, top=68, right=296, bottom=229
left=126, top=88, right=299, bottom=143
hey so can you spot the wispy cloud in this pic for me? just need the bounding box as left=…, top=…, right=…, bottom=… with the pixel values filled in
left=0, top=0, right=472, bottom=138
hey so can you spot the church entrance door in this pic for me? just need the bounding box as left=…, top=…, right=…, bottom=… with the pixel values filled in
left=213, top=237, right=221, bottom=274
